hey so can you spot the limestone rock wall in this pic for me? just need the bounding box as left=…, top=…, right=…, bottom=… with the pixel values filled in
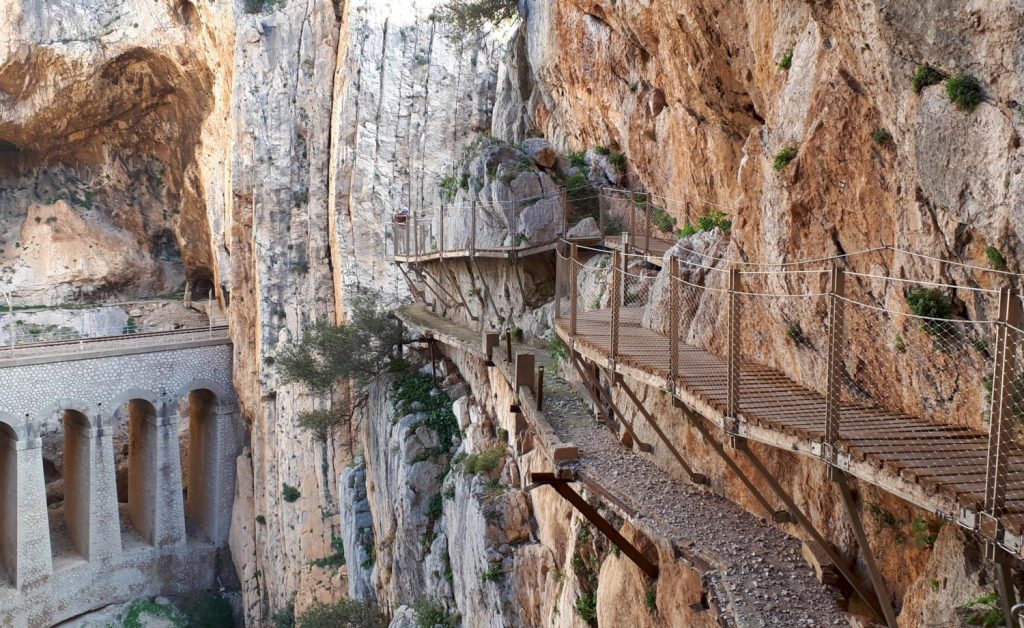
left=329, top=0, right=505, bottom=311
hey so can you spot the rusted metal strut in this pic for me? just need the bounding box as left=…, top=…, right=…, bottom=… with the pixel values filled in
left=615, top=375, right=708, bottom=485
left=531, top=472, right=659, bottom=580
left=730, top=437, right=887, bottom=623
left=567, top=350, right=652, bottom=452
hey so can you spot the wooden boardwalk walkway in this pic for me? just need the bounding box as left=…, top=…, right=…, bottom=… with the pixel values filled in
left=558, top=307, right=1024, bottom=549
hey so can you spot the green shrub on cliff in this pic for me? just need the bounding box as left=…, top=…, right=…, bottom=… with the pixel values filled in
left=297, top=600, right=384, bottom=628
left=412, top=600, right=457, bottom=628
left=432, top=0, right=519, bottom=40
left=947, top=73, right=984, bottom=112
left=985, top=246, right=1007, bottom=270
left=773, top=145, right=798, bottom=171
left=778, top=48, right=793, bottom=71
left=912, top=64, right=943, bottom=93
left=281, top=483, right=301, bottom=503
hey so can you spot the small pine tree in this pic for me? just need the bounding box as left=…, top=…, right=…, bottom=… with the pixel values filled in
left=432, top=0, right=519, bottom=40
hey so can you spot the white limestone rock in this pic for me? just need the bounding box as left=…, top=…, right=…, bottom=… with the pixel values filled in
left=566, top=217, right=601, bottom=239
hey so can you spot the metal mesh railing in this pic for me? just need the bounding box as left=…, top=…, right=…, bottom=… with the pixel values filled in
left=553, top=241, right=1024, bottom=549
left=392, top=192, right=579, bottom=260
left=390, top=186, right=736, bottom=262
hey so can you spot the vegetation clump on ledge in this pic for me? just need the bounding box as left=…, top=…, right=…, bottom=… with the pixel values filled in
left=296, top=599, right=384, bottom=628
left=912, top=64, right=943, bottom=93
left=985, top=245, right=1007, bottom=271
left=461, top=443, right=506, bottom=475
left=872, top=128, right=893, bottom=146
left=906, top=287, right=953, bottom=337
left=679, top=209, right=732, bottom=237
left=778, top=48, right=793, bottom=71
left=946, top=73, right=984, bottom=112
left=411, top=600, right=458, bottom=628
left=773, top=145, right=798, bottom=171
left=393, top=374, right=460, bottom=455
left=281, top=483, right=301, bottom=503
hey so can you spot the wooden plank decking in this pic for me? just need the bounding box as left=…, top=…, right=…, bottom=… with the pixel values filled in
left=558, top=307, right=1024, bottom=545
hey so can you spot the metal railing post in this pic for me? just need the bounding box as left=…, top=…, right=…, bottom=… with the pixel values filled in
left=554, top=243, right=563, bottom=320
left=560, top=189, right=567, bottom=238
left=439, top=205, right=445, bottom=254
left=824, top=267, right=846, bottom=464
left=669, top=256, right=679, bottom=393
left=508, top=200, right=515, bottom=251
left=404, top=216, right=410, bottom=257
left=411, top=211, right=418, bottom=257
left=598, top=189, right=606, bottom=237
left=470, top=200, right=477, bottom=256
left=611, top=250, right=621, bottom=363
left=983, top=288, right=1022, bottom=544
left=537, top=365, right=545, bottom=411
left=629, top=200, right=636, bottom=250
left=726, top=267, right=741, bottom=429
left=570, top=244, right=579, bottom=339
left=620, top=233, right=627, bottom=305
left=209, top=289, right=215, bottom=338
left=644, top=198, right=651, bottom=253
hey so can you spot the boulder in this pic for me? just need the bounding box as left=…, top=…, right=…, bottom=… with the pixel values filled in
left=388, top=606, right=420, bottom=628
left=520, top=138, right=557, bottom=168
left=567, top=217, right=601, bottom=239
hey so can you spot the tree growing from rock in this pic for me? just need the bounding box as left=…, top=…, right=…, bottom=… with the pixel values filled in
left=278, top=293, right=405, bottom=438
left=432, top=0, right=519, bottom=40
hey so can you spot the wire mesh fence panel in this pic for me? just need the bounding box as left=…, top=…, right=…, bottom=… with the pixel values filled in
left=837, top=292, right=997, bottom=493
left=569, top=253, right=612, bottom=352
left=563, top=192, right=604, bottom=236
left=735, top=270, right=832, bottom=401
left=633, top=194, right=679, bottom=258
left=839, top=279, right=998, bottom=432
left=598, top=188, right=633, bottom=240
left=554, top=246, right=573, bottom=322
left=393, top=220, right=409, bottom=257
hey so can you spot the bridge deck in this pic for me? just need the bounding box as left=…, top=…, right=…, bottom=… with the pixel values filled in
left=559, top=307, right=1024, bottom=540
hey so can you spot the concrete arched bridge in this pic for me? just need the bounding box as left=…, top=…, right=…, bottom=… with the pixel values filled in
left=0, top=325, right=241, bottom=627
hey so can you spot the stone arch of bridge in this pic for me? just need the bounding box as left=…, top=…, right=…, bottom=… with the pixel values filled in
left=0, top=411, right=20, bottom=587
left=176, top=379, right=232, bottom=544
left=59, top=408, right=111, bottom=564
left=123, top=396, right=186, bottom=548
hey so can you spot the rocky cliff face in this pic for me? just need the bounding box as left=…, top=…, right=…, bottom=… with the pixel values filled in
left=5, top=0, right=1024, bottom=625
